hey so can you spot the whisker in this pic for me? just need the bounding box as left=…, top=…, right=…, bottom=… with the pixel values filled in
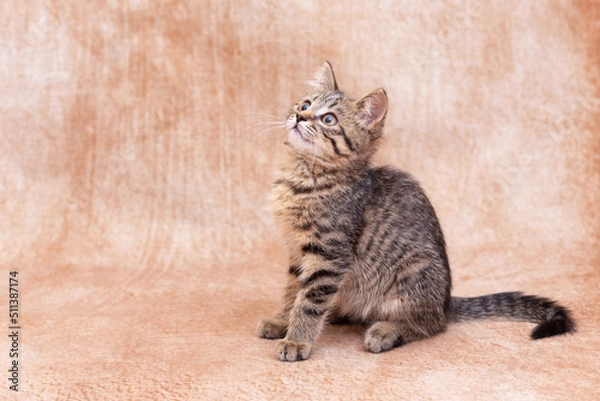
left=245, top=125, right=285, bottom=143
left=242, top=111, right=287, bottom=142
left=242, top=111, right=286, bottom=122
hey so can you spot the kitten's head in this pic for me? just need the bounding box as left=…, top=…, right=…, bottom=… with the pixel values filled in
left=285, top=62, right=388, bottom=166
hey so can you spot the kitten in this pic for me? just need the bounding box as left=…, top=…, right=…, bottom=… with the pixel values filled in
left=258, top=62, right=575, bottom=362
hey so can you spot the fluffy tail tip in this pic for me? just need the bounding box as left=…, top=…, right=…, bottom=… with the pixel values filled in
left=531, top=309, right=576, bottom=340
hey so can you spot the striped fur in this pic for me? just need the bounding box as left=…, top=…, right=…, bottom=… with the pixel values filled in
left=258, top=62, right=575, bottom=361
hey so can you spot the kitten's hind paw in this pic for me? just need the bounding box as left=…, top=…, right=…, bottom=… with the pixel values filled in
left=257, top=317, right=288, bottom=339
left=364, top=321, right=405, bottom=353
left=276, top=340, right=312, bottom=362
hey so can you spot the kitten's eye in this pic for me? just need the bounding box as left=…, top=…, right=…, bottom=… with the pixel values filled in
left=300, top=101, right=311, bottom=111
left=321, top=113, right=338, bottom=126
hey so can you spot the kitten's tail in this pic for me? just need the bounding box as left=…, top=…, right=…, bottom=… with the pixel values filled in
left=449, top=292, right=575, bottom=339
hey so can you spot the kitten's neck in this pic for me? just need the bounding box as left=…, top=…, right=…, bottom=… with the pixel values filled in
left=287, top=152, right=370, bottom=175
left=280, top=152, right=370, bottom=185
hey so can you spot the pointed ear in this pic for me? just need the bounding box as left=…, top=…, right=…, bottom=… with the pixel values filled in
left=308, top=61, right=338, bottom=92
left=355, top=88, right=388, bottom=130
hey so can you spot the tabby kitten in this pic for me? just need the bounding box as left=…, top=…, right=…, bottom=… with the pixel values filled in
left=258, top=62, right=575, bottom=362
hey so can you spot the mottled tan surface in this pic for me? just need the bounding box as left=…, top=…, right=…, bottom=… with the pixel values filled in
left=1, top=1, right=599, bottom=399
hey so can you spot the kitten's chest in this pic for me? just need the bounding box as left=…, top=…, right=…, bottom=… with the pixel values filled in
left=269, top=164, right=369, bottom=251
left=270, top=182, right=331, bottom=234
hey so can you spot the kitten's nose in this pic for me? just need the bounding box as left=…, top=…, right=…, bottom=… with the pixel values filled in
left=296, top=113, right=306, bottom=122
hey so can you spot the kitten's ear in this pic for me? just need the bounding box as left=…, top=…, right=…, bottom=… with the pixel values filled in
left=355, top=88, right=388, bottom=131
left=308, top=61, right=338, bottom=92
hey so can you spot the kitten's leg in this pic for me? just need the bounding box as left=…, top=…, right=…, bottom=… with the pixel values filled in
left=365, top=257, right=449, bottom=353
left=257, top=264, right=302, bottom=339
left=277, top=257, right=343, bottom=362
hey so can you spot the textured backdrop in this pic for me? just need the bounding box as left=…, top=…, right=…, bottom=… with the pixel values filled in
left=1, top=1, right=599, bottom=399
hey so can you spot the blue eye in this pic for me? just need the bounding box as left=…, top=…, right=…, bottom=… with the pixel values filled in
left=321, top=113, right=338, bottom=126
left=300, top=101, right=311, bottom=111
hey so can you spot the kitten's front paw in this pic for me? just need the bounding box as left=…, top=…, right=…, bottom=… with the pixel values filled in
left=257, top=317, right=287, bottom=339
left=276, top=340, right=312, bottom=362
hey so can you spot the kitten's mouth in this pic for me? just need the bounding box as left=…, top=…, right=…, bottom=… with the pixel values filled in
left=288, top=121, right=311, bottom=142
left=291, top=126, right=306, bottom=139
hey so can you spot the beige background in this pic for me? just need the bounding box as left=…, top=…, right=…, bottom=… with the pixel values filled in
left=1, top=1, right=599, bottom=399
